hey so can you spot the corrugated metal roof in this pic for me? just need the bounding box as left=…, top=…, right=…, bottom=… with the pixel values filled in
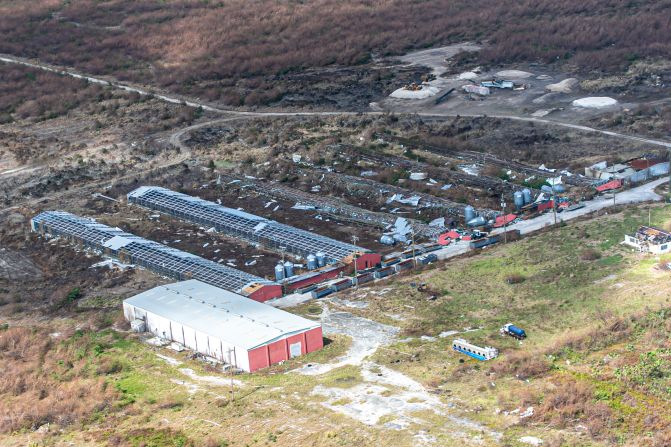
left=124, top=280, right=320, bottom=350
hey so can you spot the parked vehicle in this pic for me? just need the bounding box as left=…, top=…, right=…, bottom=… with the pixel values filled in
left=500, top=323, right=527, bottom=340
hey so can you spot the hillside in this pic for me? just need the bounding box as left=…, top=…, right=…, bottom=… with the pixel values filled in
left=1, top=0, right=669, bottom=106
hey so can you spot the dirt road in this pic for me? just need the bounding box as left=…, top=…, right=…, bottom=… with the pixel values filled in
left=2, top=53, right=670, bottom=150
left=501, top=177, right=668, bottom=235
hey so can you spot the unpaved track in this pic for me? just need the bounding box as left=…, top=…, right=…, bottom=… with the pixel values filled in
left=1, top=54, right=670, bottom=149
left=1, top=54, right=669, bottom=218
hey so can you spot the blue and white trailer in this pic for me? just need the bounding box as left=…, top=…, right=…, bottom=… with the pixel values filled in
left=452, top=338, right=499, bottom=361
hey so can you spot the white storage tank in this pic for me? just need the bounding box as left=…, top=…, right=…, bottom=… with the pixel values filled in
left=513, top=191, right=525, bottom=210
left=275, top=262, right=286, bottom=281
left=464, top=205, right=476, bottom=223
left=316, top=251, right=326, bottom=267
left=283, top=260, right=294, bottom=278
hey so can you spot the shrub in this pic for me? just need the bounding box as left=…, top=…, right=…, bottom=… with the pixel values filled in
left=96, top=358, right=124, bottom=375
left=580, top=248, right=602, bottom=261
left=534, top=379, right=613, bottom=437
left=505, top=273, right=525, bottom=284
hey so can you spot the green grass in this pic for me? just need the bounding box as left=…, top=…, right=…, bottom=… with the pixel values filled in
left=363, top=204, right=671, bottom=443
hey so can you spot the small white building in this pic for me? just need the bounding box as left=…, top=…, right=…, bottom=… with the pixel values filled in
left=623, top=226, right=671, bottom=254
left=123, top=280, right=323, bottom=372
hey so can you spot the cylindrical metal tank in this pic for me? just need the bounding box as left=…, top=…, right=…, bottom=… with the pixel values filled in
left=306, top=254, right=318, bottom=270
left=513, top=191, right=524, bottom=209
left=552, top=184, right=565, bottom=193
left=380, top=235, right=395, bottom=245
left=522, top=188, right=532, bottom=204
left=467, top=216, right=486, bottom=227
left=274, top=262, right=285, bottom=281
left=464, top=205, right=476, bottom=223
left=316, top=251, right=326, bottom=267
left=284, top=260, right=294, bottom=278
left=541, top=185, right=553, bottom=194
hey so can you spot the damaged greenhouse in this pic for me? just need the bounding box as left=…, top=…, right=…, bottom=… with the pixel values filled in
left=30, top=211, right=282, bottom=301
left=127, top=186, right=381, bottom=269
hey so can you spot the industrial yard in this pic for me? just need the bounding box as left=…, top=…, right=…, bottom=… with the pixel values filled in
left=2, top=9, right=671, bottom=446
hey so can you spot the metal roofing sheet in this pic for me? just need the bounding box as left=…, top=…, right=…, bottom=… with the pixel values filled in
left=31, top=211, right=273, bottom=293
left=124, top=280, right=320, bottom=350
left=127, top=186, right=367, bottom=262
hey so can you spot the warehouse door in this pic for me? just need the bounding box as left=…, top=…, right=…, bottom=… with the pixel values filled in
left=289, top=342, right=302, bottom=358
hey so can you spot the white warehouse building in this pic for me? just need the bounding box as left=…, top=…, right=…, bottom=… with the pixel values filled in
left=123, top=280, right=323, bottom=372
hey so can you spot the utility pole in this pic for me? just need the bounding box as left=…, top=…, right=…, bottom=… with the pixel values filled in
left=501, top=196, right=507, bottom=244
left=227, top=348, right=235, bottom=403
left=648, top=156, right=652, bottom=226
left=351, top=235, right=359, bottom=285
left=411, top=225, right=417, bottom=267
left=551, top=187, right=558, bottom=226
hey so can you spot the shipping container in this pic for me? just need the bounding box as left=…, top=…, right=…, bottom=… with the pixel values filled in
left=469, top=236, right=498, bottom=249
left=311, top=286, right=333, bottom=299
left=374, top=266, right=395, bottom=279
left=394, top=259, right=415, bottom=273
left=330, top=278, right=353, bottom=292
left=381, top=257, right=401, bottom=267
left=354, top=272, right=374, bottom=286
left=418, top=254, right=438, bottom=265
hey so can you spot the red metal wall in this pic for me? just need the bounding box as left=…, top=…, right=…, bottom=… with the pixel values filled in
left=246, top=326, right=324, bottom=372
left=537, top=200, right=554, bottom=212
left=247, top=284, right=283, bottom=302
left=285, top=267, right=344, bottom=292
left=304, top=327, right=324, bottom=352
left=355, top=253, right=381, bottom=270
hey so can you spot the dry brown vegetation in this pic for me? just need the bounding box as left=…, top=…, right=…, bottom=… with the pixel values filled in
left=0, top=326, right=119, bottom=433
left=0, top=0, right=669, bottom=106
left=532, top=378, right=613, bottom=438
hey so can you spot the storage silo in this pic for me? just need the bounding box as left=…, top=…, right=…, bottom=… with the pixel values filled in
left=316, top=251, right=326, bottom=267
left=275, top=262, right=286, bottom=281
left=513, top=191, right=525, bottom=210
left=522, top=188, right=532, bottom=204
left=283, top=261, right=294, bottom=278
left=464, top=205, right=476, bottom=223
left=306, top=254, right=318, bottom=270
